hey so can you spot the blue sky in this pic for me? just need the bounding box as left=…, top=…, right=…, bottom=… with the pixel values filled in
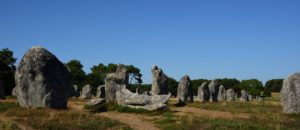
left=0, top=0, right=300, bottom=83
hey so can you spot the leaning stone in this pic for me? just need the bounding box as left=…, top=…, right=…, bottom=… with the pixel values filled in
left=80, top=84, right=93, bottom=99
left=217, top=85, right=226, bottom=101
left=177, top=75, right=193, bottom=103
left=281, top=73, right=300, bottom=113
left=15, top=46, right=72, bottom=109
left=151, top=65, right=168, bottom=95
left=226, top=89, right=235, bottom=101
left=105, top=64, right=129, bottom=103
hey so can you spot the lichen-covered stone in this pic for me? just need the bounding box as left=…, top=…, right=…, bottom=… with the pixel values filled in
left=15, top=46, right=72, bottom=109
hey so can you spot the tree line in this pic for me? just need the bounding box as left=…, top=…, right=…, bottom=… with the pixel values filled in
left=0, top=48, right=283, bottom=97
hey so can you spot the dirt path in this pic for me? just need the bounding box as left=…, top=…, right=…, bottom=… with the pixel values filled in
left=171, top=106, right=250, bottom=119
left=96, top=112, right=159, bottom=130
left=68, top=100, right=160, bottom=130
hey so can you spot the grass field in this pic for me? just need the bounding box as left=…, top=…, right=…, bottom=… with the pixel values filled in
left=0, top=93, right=300, bottom=130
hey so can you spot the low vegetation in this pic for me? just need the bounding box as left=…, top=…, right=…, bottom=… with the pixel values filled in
left=0, top=102, right=131, bottom=130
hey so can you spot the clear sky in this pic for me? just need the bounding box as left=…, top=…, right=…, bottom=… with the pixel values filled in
left=1, top=0, right=300, bottom=84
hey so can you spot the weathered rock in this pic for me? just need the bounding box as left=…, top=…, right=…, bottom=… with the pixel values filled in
left=72, top=85, right=81, bottom=98
left=208, top=80, right=218, bottom=102
left=15, top=46, right=72, bottom=108
left=248, top=95, right=253, bottom=101
left=151, top=65, right=168, bottom=95
left=86, top=98, right=106, bottom=107
left=143, top=91, right=151, bottom=96
left=12, top=87, right=17, bottom=96
left=197, top=82, right=209, bottom=103
left=226, top=89, right=235, bottom=101
left=281, top=73, right=300, bottom=113
left=96, top=85, right=105, bottom=98
left=80, top=84, right=93, bottom=99
left=136, top=87, right=142, bottom=94
left=0, top=80, right=4, bottom=99
left=177, top=75, right=193, bottom=103
left=240, top=90, right=248, bottom=102
left=257, top=96, right=263, bottom=101
left=105, top=64, right=129, bottom=103
left=116, top=88, right=170, bottom=111
left=217, top=85, right=226, bottom=101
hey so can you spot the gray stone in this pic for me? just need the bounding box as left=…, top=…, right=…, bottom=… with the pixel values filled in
left=217, top=85, right=226, bottom=101
left=0, top=80, right=4, bottom=99
left=15, top=46, right=72, bottom=109
left=80, top=84, right=93, bottom=99
left=226, top=89, right=235, bottom=101
left=197, top=82, right=209, bottom=103
left=240, top=90, right=248, bottom=102
left=151, top=65, right=168, bottom=95
left=177, top=75, right=193, bottom=103
left=208, top=80, right=218, bottom=102
left=136, top=87, right=142, bottom=94
left=281, top=73, right=300, bottom=113
left=105, top=64, right=129, bottom=103
left=248, top=95, right=253, bottom=101
left=257, top=96, right=263, bottom=101
left=12, top=87, right=17, bottom=96
left=72, top=85, right=81, bottom=98
left=86, top=98, right=106, bottom=107
left=116, top=88, right=170, bottom=111
left=96, top=85, right=105, bottom=98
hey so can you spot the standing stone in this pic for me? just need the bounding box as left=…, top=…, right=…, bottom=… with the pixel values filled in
left=248, top=95, right=253, bottom=101
left=208, top=80, right=218, bottom=102
left=217, top=85, right=226, bottom=101
left=12, top=87, right=17, bottom=96
left=72, top=85, right=81, bottom=98
left=240, top=90, right=248, bottom=102
left=0, top=80, right=4, bottom=99
left=198, top=82, right=209, bottom=103
left=151, top=65, right=168, bottom=95
left=96, top=85, right=105, bottom=98
left=80, top=84, right=93, bottom=99
left=15, top=46, right=72, bottom=109
left=177, top=75, right=193, bottom=103
left=136, top=87, right=142, bottom=94
left=281, top=73, right=300, bottom=113
left=257, top=96, right=263, bottom=101
left=105, top=64, right=129, bottom=103
left=226, top=89, right=235, bottom=101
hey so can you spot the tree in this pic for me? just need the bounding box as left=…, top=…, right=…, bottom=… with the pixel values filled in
left=264, top=79, right=283, bottom=97
left=216, top=78, right=241, bottom=96
left=126, top=65, right=143, bottom=85
left=168, top=77, right=178, bottom=96
left=66, top=60, right=86, bottom=88
left=0, top=48, right=17, bottom=95
left=240, top=79, right=264, bottom=96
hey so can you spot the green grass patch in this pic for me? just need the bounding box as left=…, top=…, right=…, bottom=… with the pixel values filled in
left=0, top=102, right=131, bottom=130
left=0, top=102, right=18, bottom=113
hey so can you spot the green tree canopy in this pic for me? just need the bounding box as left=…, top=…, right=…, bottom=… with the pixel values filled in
left=0, top=48, right=17, bottom=95
left=265, top=79, right=283, bottom=92
left=240, top=79, right=264, bottom=96
left=168, top=77, right=178, bottom=96
left=66, top=59, right=86, bottom=88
